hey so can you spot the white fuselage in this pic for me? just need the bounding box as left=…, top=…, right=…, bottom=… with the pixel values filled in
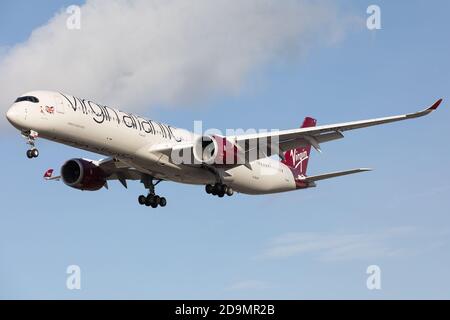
left=6, top=90, right=298, bottom=194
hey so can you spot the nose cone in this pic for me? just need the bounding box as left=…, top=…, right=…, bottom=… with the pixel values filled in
left=6, top=105, right=23, bottom=128
left=6, top=106, right=18, bottom=123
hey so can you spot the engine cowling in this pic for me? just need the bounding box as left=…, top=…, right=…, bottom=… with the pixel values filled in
left=61, top=159, right=106, bottom=191
left=193, top=135, right=239, bottom=165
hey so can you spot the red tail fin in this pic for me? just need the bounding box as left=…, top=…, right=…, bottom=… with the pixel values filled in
left=281, top=117, right=317, bottom=176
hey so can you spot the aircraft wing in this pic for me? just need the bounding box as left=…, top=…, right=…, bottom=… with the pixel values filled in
left=120, top=99, right=443, bottom=167
left=43, top=157, right=144, bottom=189
left=231, top=99, right=443, bottom=157
left=95, top=158, right=145, bottom=188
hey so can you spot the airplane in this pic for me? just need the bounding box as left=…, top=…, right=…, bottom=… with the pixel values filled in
left=5, top=90, right=442, bottom=208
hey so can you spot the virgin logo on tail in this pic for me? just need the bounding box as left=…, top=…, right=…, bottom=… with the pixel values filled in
left=290, top=149, right=308, bottom=170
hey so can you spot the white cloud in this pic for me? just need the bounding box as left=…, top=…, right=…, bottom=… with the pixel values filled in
left=0, top=0, right=349, bottom=123
left=258, top=226, right=440, bottom=261
left=0, top=46, right=7, bottom=60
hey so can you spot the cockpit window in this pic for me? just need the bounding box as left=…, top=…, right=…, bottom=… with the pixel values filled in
left=15, top=96, right=39, bottom=103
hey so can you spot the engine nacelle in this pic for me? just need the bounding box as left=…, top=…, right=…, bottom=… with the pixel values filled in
left=193, top=135, right=239, bottom=165
left=61, top=159, right=107, bottom=191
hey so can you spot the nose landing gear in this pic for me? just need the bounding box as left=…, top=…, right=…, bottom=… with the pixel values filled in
left=22, top=130, right=39, bottom=159
left=205, top=183, right=234, bottom=198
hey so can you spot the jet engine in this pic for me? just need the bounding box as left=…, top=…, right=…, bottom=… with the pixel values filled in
left=61, top=159, right=107, bottom=191
left=192, top=135, right=239, bottom=165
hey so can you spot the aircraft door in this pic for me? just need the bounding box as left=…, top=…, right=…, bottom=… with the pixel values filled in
left=54, top=95, right=65, bottom=114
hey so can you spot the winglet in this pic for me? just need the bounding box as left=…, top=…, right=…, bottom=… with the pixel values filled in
left=43, top=168, right=61, bottom=181
left=43, top=169, right=54, bottom=180
left=408, top=98, right=443, bottom=119
left=428, top=99, right=443, bottom=111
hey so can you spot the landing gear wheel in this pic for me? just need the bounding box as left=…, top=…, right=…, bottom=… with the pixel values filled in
left=145, top=195, right=156, bottom=207
left=26, top=149, right=39, bottom=159
left=138, top=195, right=146, bottom=205
left=205, top=184, right=213, bottom=194
left=159, top=197, right=167, bottom=207
left=213, top=183, right=222, bottom=195
left=207, top=183, right=234, bottom=198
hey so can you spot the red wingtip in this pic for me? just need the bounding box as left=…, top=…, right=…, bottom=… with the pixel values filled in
left=428, top=99, right=443, bottom=111
left=43, top=169, right=54, bottom=178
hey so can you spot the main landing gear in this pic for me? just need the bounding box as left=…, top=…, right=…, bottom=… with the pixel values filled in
left=138, top=177, right=167, bottom=208
left=205, top=183, right=234, bottom=198
left=138, top=194, right=167, bottom=208
left=22, top=130, right=39, bottom=159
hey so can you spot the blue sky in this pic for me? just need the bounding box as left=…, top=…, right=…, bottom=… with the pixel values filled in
left=1, top=0, right=449, bottom=299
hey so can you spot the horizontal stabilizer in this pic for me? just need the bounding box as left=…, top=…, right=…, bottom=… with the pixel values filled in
left=299, top=168, right=372, bottom=182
